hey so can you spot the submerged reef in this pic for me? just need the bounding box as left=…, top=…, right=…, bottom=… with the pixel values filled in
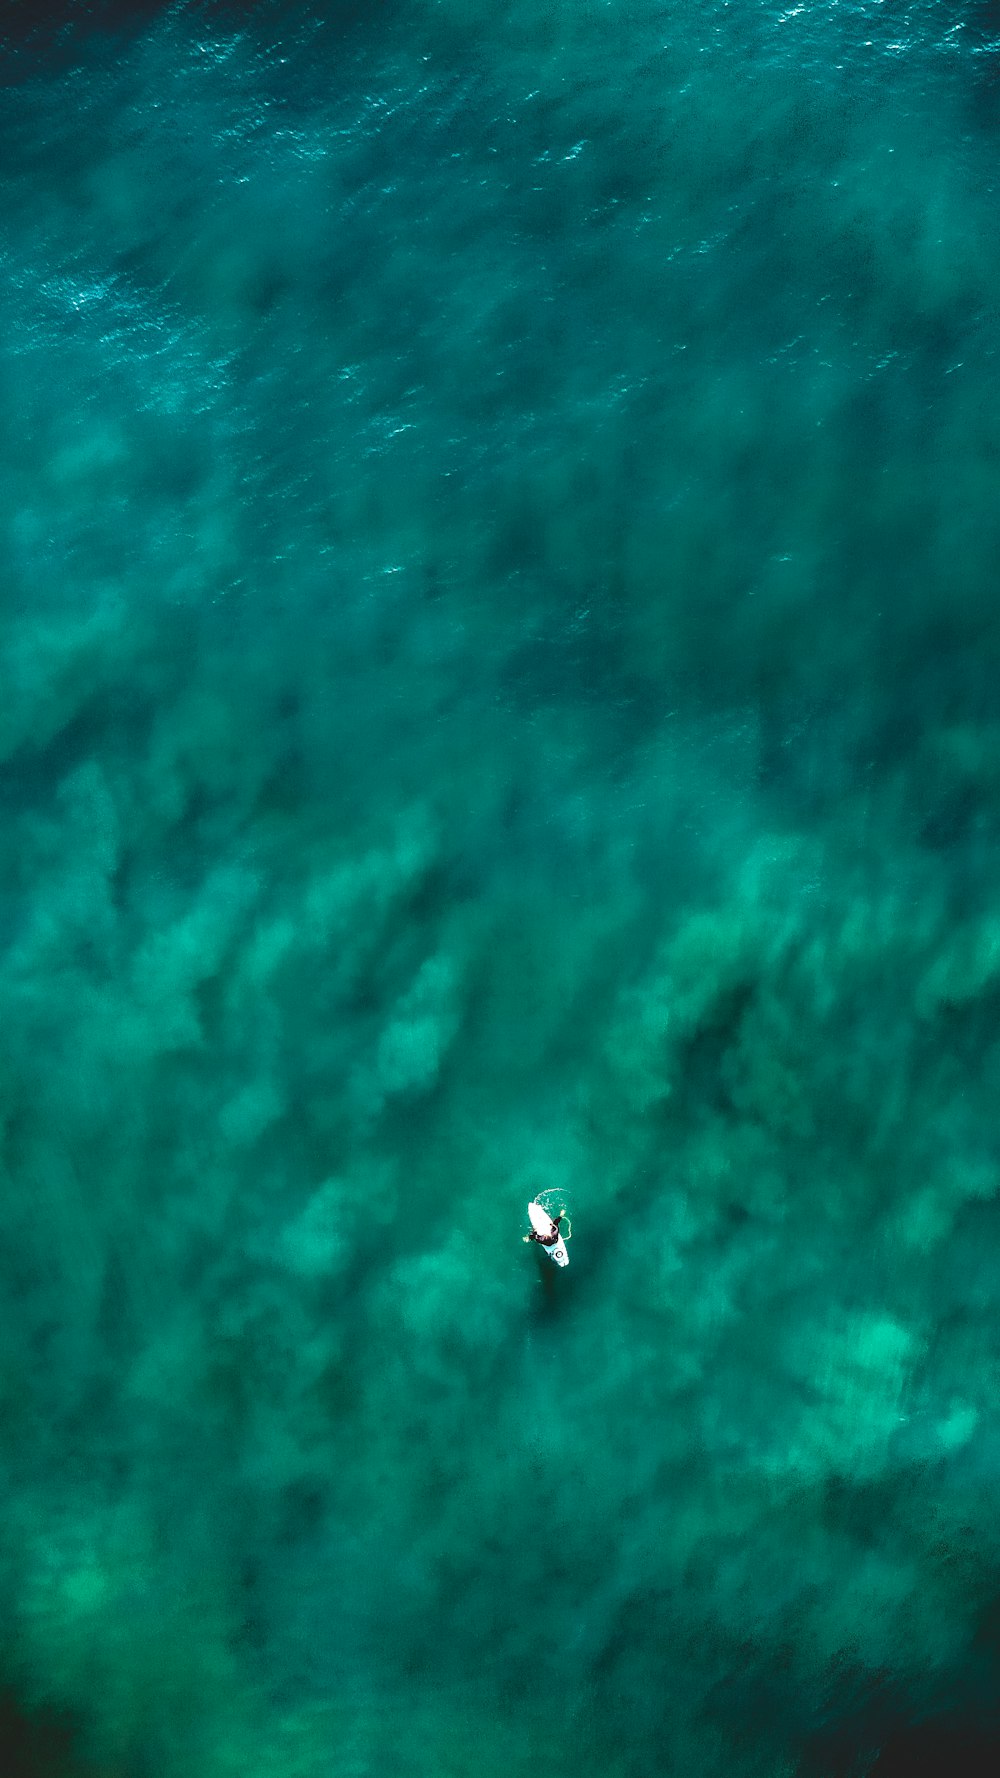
left=2, top=3, right=1000, bottom=1775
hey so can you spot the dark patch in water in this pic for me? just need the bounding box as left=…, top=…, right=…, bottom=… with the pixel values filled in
left=0, top=1689, right=83, bottom=1778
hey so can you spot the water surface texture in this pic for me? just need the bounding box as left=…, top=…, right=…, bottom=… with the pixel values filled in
left=4, top=2, right=1000, bottom=1774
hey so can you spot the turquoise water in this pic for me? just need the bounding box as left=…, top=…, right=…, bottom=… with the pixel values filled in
left=3, top=2, right=1000, bottom=1773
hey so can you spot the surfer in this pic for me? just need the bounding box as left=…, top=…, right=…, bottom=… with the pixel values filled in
left=524, top=1199, right=571, bottom=1267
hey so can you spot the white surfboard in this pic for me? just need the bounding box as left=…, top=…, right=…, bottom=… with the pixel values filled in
left=526, top=1199, right=570, bottom=1266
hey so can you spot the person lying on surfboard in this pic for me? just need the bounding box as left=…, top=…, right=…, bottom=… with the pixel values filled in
left=524, top=1199, right=571, bottom=1267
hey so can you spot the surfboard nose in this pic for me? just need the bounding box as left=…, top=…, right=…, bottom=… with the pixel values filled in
left=527, top=1200, right=556, bottom=1240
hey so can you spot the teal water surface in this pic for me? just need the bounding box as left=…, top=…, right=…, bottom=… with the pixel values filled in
left=3, top=3, right=1000, bottom=1774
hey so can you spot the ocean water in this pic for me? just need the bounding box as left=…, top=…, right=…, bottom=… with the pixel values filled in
left=3, top=1, right=1000, bottom=1773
